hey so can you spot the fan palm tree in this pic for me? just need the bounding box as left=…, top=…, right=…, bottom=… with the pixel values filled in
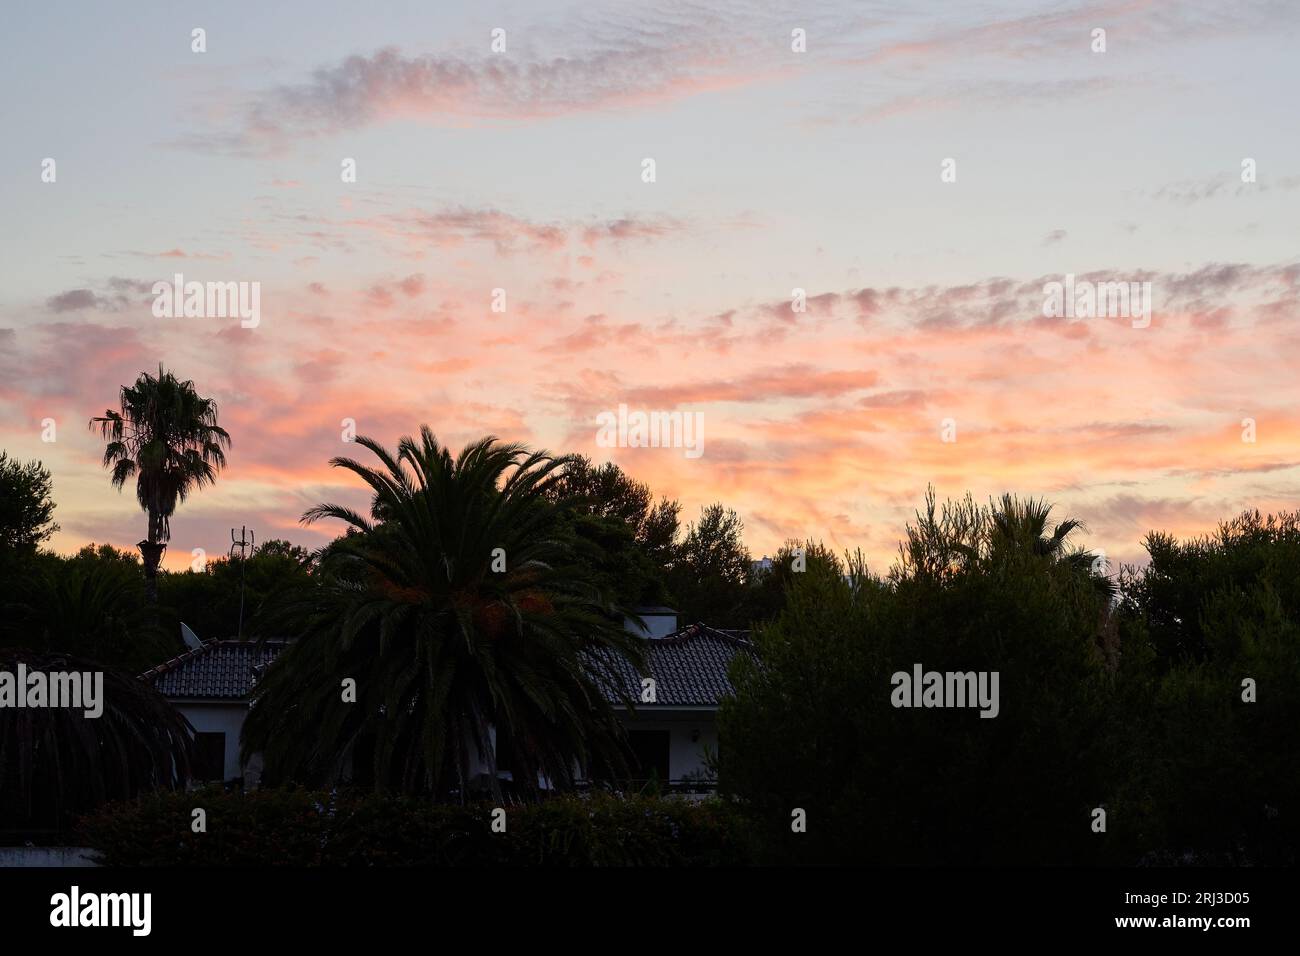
left=90, top=366, right=230, bottom=604
left=242, top=429, right=643, bottom=802
left=0, top=648, right=191, bottom=834
left=990, top=494, right=1115, bottom=598
left=990, top=494, right=1084, bottom=558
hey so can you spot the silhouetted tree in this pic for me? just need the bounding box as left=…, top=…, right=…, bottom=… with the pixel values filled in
left=90, top=366, right=230, bottom=603
left=243, top=431, right=644, bottom=801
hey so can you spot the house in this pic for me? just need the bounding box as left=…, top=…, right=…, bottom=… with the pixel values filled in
left=140, top=641, right=285, bottom=784
left=595, top=606, right=755, bottom=789
left=140, top=607, right=754, bottom=791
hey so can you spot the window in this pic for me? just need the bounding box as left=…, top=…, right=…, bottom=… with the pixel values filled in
left=193, top=732, right=226, bottom=782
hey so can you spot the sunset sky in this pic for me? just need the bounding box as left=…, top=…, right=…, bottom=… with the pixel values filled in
left=2, top=0, right=1298, bottom=574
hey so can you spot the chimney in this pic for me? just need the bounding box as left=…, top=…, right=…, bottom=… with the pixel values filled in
left=623, top=606, right=679, bottom=639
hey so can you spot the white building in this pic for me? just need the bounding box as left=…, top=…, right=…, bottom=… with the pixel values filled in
left=140, top=641, right=282, bottom=784
left=141, top=607, right=755, bottom=791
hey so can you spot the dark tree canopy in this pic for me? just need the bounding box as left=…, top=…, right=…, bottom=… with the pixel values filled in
left=157, top=540, right=316, bottom=644
left=0, top=648, right=191, bottom=835
left=0, top=452, right=59, bottom=555
left=666, top=503, right=752, bottom=627
left=545, top=456, right=680, bottom=608
left=720, top=495, right=1300, bottom=865
left=242, top=431, right=644, bottom=801
left=746, top=539, right=844, bottom=625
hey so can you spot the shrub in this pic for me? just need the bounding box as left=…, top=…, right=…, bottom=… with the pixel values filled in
left=1111, top=510, right=1300, bottom=864
left=720, top=498, right=1300, bottom=865
left=77, top=789, right=752, bottom=866
left=719, top=493, right=1119, bottom=865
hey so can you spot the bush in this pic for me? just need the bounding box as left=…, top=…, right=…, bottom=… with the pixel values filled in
left=720, top=497, right=1300, bottom=865
left=77, top=789, right=753, bottom=866
left=1110, top=510, right=1300, bottom=864
left=719, top=493, right=1120, bottom=865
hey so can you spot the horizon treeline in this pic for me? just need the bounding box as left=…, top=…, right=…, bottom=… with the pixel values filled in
left=720, top=495, right=1300, bottom=865
left=2, top=441, right=1298, bottom=863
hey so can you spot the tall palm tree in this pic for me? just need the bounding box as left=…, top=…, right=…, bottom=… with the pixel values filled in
left=90, top=366, right=230, bottom=604
left=242, top=429, right=643, bottom=801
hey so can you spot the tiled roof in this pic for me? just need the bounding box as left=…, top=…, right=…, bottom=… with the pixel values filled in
left=140, top=641, right=284, bottom=700
left=591, top=623, right=756, bottom=708
left=141, top=625, right=756, bottom=708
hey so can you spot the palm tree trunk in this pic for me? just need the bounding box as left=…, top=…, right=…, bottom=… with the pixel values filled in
left=138, top=509, right=165, bottom=605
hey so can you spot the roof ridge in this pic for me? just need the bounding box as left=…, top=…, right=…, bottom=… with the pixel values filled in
left=650, top=622, right=754, bottom=647
left=138, top=639, right=219, bottom=682
left=139, top=638, right=285, bottom=682
left=141, top=640, right=286, bottom=699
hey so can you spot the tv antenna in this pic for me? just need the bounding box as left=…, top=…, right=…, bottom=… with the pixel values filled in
left=230, top=526, right=256, bottom=639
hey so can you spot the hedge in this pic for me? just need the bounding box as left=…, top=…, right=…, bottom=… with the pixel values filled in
left=77, top=789, right=754, bottom=866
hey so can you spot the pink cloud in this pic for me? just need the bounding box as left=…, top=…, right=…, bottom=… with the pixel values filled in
left=5, top=259, right=1298, bottom=571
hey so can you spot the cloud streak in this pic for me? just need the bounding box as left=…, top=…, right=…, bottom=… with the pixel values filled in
left=184, top=37, right=785, bottom=154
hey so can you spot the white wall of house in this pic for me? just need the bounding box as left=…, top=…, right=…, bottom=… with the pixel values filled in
left=173, top=700, right=249, bottom=782
left=165, top=700, right=722, bottom=788
left=619, top=709, right=719, bottom=784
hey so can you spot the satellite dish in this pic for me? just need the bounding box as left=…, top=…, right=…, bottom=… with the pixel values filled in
left=180, top=623, right=203, bottom=651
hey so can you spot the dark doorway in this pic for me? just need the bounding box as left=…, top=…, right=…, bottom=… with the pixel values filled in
left=193, top=732, right=226, bottom=782
left=627, top=730, right=671, bottom=785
